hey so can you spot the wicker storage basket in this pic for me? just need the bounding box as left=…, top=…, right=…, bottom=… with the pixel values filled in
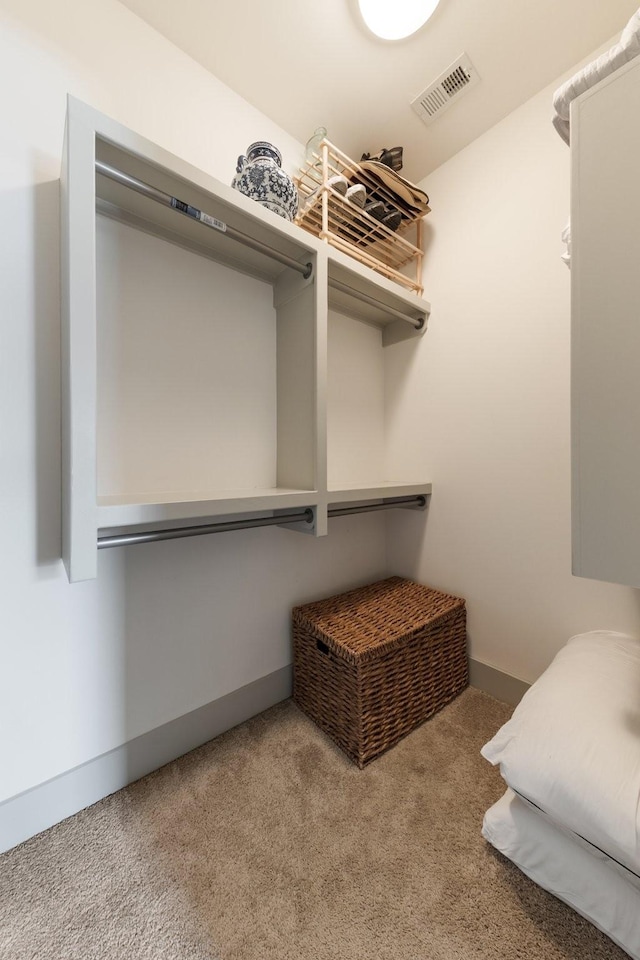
left=292, top=577, right=467, bottom=768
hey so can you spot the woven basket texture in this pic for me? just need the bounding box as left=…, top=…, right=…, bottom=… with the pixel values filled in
left=292, top=577, right=468, bottom=767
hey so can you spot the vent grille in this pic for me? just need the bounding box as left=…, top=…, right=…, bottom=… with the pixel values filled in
left=411, top=54, right=479, bottom=126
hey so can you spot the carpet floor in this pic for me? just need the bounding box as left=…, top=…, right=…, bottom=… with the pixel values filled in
left=0, top=688, right=630, bottom=960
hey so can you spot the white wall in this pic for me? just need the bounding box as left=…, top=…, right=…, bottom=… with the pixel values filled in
left=5, top=0, right=636, bottom=820
left=386, top=64, right=640, bottom=683
left=0, top=0, right=389, bottom=804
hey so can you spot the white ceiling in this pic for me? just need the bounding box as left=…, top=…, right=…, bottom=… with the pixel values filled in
left=118, top=0, right=638, bottom=182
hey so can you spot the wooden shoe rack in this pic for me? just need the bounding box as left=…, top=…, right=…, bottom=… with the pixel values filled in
left=294, top=138, right=428, bottom=295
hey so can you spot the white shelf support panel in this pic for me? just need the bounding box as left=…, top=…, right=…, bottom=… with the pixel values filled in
left=571, top=58, right=640, bottom=587
left=61, top=99, right=99, bottom=582
left=61, top=95, right=432, bottom=581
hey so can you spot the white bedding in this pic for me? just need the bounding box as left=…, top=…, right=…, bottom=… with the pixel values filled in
left=481, top=630, right=640, bottom=878
left=552, top=8, right=640, bottom=144
left=483, top=788, right=640, bottom=959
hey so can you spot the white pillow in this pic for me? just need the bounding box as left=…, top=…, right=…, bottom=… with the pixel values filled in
left=483, top=789, right=640, bottom=960
left=481, top=631, right=640, bottom=875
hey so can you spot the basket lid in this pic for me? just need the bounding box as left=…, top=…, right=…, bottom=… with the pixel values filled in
left=292, top=577, right=465, bottom=665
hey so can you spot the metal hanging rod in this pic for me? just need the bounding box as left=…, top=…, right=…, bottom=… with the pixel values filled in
left=328, top=495, right=426, bottom=518
left=98, top=509, right=314, bottom=549
left=329, top=279, right=424, bottom=330
left=95, top=160, right=313, bottom=280
left=96, top=495, right=427, bottom=550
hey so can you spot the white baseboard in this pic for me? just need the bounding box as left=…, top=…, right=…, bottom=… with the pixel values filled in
left=469, top=658, right=529, bottom=706
left=0, top=665, right=292, bottom=854
left=1, top=657, right=527, bottom=854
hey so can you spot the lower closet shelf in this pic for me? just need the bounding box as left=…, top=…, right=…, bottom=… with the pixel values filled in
left=96, top=485, right=432, bottom=551
left=328, top=481, right=432, bottom=504
left=97, top=487, right=317, bottom=529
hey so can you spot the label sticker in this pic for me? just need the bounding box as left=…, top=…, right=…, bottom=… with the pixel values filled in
left=200, top=212, right=227, bottom=232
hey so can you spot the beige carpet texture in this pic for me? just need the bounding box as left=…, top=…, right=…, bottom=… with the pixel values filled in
left=0, top=688, right=630, bottom=960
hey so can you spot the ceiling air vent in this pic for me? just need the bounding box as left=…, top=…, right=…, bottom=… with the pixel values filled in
left=411, top=54, right=479, bottom=126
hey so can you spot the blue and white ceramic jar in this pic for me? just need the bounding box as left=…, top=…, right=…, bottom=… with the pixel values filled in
left=231, top=142, right=298, bottom=221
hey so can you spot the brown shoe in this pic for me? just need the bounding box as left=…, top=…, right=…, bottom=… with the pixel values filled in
left=364, top=200, right=386, bottom=221
left=382, top=207, right=402, bottom=231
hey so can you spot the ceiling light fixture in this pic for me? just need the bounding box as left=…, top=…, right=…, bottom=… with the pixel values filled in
left=357, top=0, right=442, bottom=40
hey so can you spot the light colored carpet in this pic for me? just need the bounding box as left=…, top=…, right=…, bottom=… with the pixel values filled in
left=0, top=688, right=629, bottom=960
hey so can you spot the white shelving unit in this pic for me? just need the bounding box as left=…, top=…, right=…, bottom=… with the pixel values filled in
left=61, top=96, right=431, bottom=581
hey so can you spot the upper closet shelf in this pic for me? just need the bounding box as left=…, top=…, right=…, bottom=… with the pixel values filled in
left=94, top=136, right=430, bottom=333
left=95, top=138, right=316, bottom=285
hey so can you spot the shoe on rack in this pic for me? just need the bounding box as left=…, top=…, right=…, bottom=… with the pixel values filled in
left=381, top=207, right=402, bottom=232
left=360, top=146, right=404, bottom=172
left=345, top=184, right=366, bottom=207
left=327, top=174, right=348, bottom=195
left=301, top=173, right=348, bottom=209
left=364, top=200, right=386, bottom=221
left=380, top=147, right=403, bottom=171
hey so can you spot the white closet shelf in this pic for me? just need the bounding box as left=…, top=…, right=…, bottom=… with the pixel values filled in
left=95, top=138, right=316, bottom=285
left=97, top=487, right=317, bottom=528
left=327, top=481, right=432, bottom=504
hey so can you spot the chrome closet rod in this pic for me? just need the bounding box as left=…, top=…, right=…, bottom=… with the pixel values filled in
left=96, top=496, right=427, bottom=549
left=97, top=509, right=315, bottom=549
left=328, top=495, right=426, bottom=518
left=329, top=279, right=424, bottom=330
left=95, top=160, right=313, bottom=279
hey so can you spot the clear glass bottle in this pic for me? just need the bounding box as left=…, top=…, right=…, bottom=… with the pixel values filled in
left=305, top=126, right=327, bottom=162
